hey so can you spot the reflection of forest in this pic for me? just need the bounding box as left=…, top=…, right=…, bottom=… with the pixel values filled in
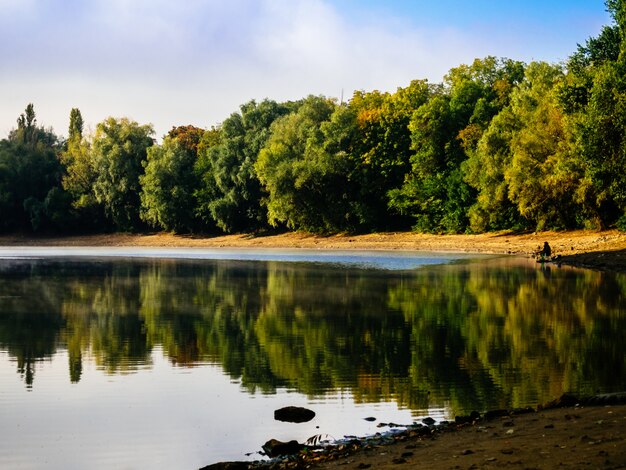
left=0, top=258, right=624, bottom=413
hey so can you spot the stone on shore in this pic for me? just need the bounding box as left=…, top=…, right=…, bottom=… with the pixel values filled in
left=262, top=439, right=305, bottom=457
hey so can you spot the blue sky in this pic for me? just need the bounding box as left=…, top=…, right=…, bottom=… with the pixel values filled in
left=0, top=0, right=612, bottom=139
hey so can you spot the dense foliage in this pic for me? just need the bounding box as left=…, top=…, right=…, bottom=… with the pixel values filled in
left=2, top=1, right=626, bottom=235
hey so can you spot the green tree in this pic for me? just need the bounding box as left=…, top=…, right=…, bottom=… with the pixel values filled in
left=325, top=81, right=432, bottom=230
left=390, top=58, right=524, bottom=233
left=565, top=0, right=626, bottom=228
left=195, top=100, right=290, bottom=233
left=59, top=109, right=108, bottom=230
left=256, top=96, right=357, bottom=232
left=0, top=104, right=66, bottom=232
left=91, top=117, right=154, bottom=231
left=140, top=132, right=201, bottom=232
left=68, top=108, right=84, bottom=141
left=504, top=62, right=582, bottom=229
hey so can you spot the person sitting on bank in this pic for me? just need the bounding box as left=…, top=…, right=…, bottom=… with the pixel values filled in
left=539, top=241, right=551, bottom=261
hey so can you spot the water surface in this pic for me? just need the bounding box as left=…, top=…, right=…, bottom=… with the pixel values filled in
left=0, top=250, right=624, bottom=469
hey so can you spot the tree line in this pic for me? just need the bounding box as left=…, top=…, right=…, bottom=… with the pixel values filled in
left=2, top=1, right=626, bottom=235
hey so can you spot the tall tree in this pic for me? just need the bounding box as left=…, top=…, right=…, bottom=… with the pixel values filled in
left=504, top=62, right=582, bottom=230
left=0, top=104, right=65, bottom=231
left=330, top=81, right=432, bottom=230
left=68, top=108, right=84, bottom=141
left=255, top=96, right=359, bottom=233
left=195, top=99, right=290, bottom=233
left=567, top=0, right=626, bottom=228
left=140, top=125, right=206, bottom=232
left=60, top=127, right=105, bottom=230
left=91, top=118, right=154, bottom=231
left=390, top=58, right=524, bottom=233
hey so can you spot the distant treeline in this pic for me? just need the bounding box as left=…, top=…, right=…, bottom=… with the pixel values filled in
left=2, top=2, right=626, bottom=235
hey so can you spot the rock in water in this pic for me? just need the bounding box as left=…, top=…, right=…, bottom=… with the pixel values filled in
left=274, top=406, right=316, bottom=423
left=262, top=439, right=305, bottom=457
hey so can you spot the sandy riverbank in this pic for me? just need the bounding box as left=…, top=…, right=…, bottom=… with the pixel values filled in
left=2, top=229, right=626, bottom=271
left=305, top=402, right=626, bottom=470
left=203, top=400, right=626, bottom=470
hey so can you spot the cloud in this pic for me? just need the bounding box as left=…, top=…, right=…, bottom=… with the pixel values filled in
left=0, top=0, right=608, bottom=139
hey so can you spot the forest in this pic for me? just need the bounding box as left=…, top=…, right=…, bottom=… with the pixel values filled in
left=1, top=1, right=626, bottom=236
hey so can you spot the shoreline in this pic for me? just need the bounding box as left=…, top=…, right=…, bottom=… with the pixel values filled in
left=1, top=229, right=626, bottom=271
left=203, top=394, right=626, bottom=470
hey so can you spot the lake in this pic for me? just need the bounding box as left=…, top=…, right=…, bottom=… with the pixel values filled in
left=0, top=248, right=624, bottom=469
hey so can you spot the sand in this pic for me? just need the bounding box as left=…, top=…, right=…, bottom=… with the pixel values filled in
left=2, top=229, right=626, bottom=271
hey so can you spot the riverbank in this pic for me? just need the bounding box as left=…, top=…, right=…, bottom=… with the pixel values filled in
left=2, top=229, right=626, bottom=271
left=204, top=397, right=626, bottom=470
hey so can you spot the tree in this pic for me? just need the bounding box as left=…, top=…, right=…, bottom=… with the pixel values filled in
left=91, top=118, right=154, bottom=231
left=195, top=99, right=290, bottom=233
left=333, top=81, right=432, bottom=230
left=565, top=0, right=626, bottom=228
left=140, top=129, right=203, bottom=232
left=256, top=95, right=355, bottom=232
left=390, top=58, right=524, bottom=233
left=0, top=104, right=66, bottom=231
left=504, top=62, right=582, bottom=230
left=68, top=108, right=84, bottom=141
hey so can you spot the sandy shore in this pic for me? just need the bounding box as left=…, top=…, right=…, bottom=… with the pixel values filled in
left=2, top=229, right=626, bottom=271
left=308, top=403, right=626, bottom=470
left=201, top=400, right=626, bottom=470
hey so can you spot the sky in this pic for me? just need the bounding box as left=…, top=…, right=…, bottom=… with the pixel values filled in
left=0, top=0, right=613, bottom=140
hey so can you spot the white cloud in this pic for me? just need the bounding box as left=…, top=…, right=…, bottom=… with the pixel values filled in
left=0, top=0, right=608, bottom=139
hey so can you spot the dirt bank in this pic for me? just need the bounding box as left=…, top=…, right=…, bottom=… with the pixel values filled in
left=2, top=229, right=626, bottom=271
left=203, top=402, right=626, bottom=470
left=309, top=402, right=626, bottom=470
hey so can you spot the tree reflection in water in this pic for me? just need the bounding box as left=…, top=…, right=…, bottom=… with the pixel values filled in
left=0, top=257, right=624, bottom=412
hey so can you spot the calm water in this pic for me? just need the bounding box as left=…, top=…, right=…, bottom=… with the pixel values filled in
left=0, top=249, right=625, bottom=469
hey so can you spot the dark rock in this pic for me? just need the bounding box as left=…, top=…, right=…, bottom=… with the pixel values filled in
left=356, top=464, right=372, bottom=469
left=199, top=462, right=250, bottom=470
left=455, top=410, right=481, bottom=425
left=461, top=449, right=474, bottom=455
left=422, top=417, right=436, bottom=426
left=502, top=421, right=515, bottom=427
left=511, top=407, right=535, bottom=415
left=274, top=406, right=316, bottom=423
left=583, top=392, right=626, bottom=406
left=262, top=438, right=305, bottom=457
left=392, top=457, right=407, bottom=464
left=483, top=409, right=510, bottom=420
left=364, top=416, right=376, bottom=422
left=540, top=393, right=579, bottom=410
